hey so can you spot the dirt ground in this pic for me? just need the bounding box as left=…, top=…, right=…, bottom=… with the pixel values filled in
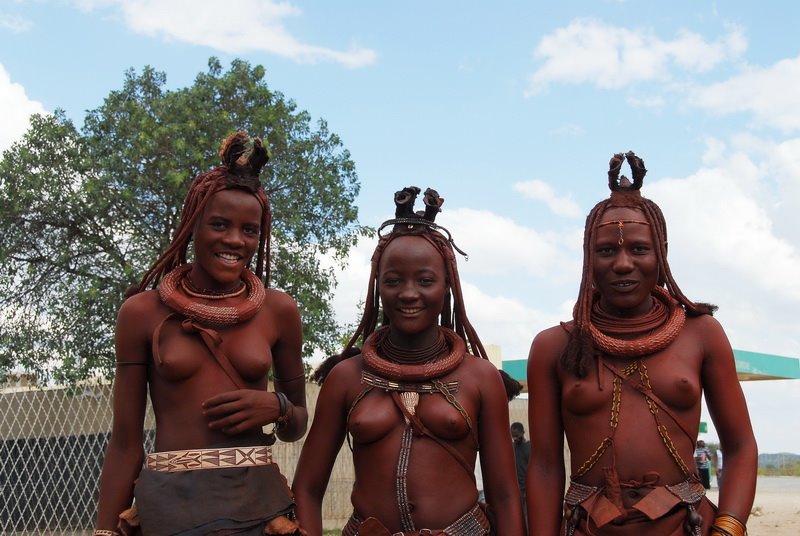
left=706, top=476, right=800, bottom=536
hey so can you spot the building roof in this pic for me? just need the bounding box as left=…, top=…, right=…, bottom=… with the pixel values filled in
left=502, top=349, right=800, bottom=391
left=733, top=349, right=800, bottom=381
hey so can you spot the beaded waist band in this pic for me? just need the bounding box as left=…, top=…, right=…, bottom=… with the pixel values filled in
left=565, top=476, right=705, bottom=506
left=145, top=445, right=273, bottom=473
left=342, top=502, right=490, bottom=535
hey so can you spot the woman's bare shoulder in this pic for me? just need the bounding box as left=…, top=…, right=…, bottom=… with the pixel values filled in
left=684, top=312, right=724, bottom=331
left=321, top=352, right=365, bottom=385
left=684, top=312, right=734, bottom=360
left=463, top=353, right=500, bottom=373
left=318, top=353, right=366, bottom=401
left=256, top=288, right=301, bottom=334
left=532, top=323, right=571, bottom=352
left=263, top=287, right=299, bottom=311
left=117, top=289, right=162, bottom=318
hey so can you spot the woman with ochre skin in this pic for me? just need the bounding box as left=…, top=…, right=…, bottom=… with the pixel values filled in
left=95, top=132, right=307, bottom=536
left=292, top=187, right=524, bottom=536
left=526, top=152, right=757, bottom=536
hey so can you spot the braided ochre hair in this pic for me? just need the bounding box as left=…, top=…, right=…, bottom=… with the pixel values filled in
left=133, top=131, right=272, bottom=295
left=315, top=186, right=522, bottom=399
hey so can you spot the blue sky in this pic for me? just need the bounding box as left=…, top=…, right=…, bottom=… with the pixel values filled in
left=1, top=0, right=799, bottom=453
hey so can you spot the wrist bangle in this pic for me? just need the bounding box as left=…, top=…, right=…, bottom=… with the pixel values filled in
left=93, top=530, right=121, bottom=536
left=711, top=513, right=747, bottom=536
left=274, top=391, right=290, bottom=430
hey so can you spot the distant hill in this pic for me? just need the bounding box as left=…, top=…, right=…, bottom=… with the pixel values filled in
left=759, top=452, right=800, bottom=469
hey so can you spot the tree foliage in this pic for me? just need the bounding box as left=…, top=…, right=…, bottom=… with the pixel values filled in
left=0, top=58, right=367, bottom=384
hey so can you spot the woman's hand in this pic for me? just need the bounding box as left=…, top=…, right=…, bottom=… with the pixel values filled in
left=202, top=389, right=279, bottom=435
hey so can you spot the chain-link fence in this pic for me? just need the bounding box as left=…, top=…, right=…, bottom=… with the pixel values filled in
left=1, top=377, right=528, bottom=534
left=1, top=380, right=132, bottom=535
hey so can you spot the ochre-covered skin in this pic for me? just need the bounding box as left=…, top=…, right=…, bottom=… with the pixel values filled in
left=292, top=188, right=525, bottom=536
left=526, top=153, right=757, bottom=536
left=94, top=133, right=308, bottom=535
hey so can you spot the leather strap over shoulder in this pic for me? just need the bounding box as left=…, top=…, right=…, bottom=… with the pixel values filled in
left=151, top=312, right=247, bottom=390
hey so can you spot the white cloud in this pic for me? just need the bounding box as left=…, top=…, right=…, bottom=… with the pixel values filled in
left=768, top=139, right=800, bottom=238
left=459, top=281, right=559, bottom=360
left=0, top=64, right=47, bottom=152
left=75, top=0, right=377, bottom=68
left=688, top=55, right=800, bottom=132
left=512, top=180, right=583, bottom=217
left=0, top=12, right=32, bottom=32
left=440, top=207, right=577, bottom=280
left=664, top=27, right=747, bottom=71
left=645, top=137, right=800, bottom=360
left=324, top=237, right=375, bottom=328
left=526, top=19, right=746, bottom=95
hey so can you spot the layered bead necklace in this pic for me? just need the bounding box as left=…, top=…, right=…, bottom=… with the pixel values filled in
left=378, top=329, right=448, bottom=365
left=362, top=326, right=464, bottom=382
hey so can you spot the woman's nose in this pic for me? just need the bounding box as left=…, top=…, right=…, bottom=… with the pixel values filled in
left=397, top=283, right=419, bottom=299
left=223, top=229, right=246, bottom=246
left=612, top=250, right=634, bottom=272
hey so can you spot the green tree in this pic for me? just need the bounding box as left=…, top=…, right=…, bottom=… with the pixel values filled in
left=0, top=58, right=367, bottom=384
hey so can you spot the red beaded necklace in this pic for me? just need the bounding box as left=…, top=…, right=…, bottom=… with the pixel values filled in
left=159, top=264, right=265, bottom=325
left=362, top=326, right=465, bottom=381
left=377, top=329, right=448, bottom=365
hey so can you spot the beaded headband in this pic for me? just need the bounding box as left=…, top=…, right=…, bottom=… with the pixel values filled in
left=596, top=219, right=651, bottom=245
left=377, top=186, right=469, bottom=258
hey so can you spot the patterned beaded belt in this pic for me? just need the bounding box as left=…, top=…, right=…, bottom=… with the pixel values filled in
left=145, top=446, right=273, bottom=472
left=342, top=502, right=491, bottom=535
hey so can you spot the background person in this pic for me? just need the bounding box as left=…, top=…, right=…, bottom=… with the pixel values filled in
left=511, top=422, right=531, bottom=528
left=695, top=440, right=712, bottom=490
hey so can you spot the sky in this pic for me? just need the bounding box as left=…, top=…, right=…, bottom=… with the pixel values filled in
left=1, top=0, right=799, bottom=454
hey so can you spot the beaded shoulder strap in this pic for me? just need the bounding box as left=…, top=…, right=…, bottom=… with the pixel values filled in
left=604, top=361, right=695, bottom=478
left=603, top=361, right=695, bottom=446
left=389, top=391, right=477, bottom=483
